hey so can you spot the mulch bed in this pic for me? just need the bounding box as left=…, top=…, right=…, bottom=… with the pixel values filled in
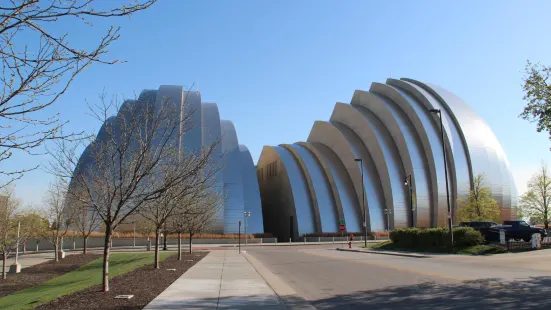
left=0, top=253, right=101, bottom=297
left=36, top=251, right=208, bottom=310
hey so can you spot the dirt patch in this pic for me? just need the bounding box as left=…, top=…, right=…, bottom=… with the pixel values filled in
left=36, top=251, right=208, bottom=310
left=0, top=254, right=101, bottom=297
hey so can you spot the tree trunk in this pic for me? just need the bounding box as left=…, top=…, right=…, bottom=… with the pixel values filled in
left=54, top=242, right=59, bottom=262
left=102, top=224, right=113, bottom=292
left=189, top=232, right=193, bottom=254
left=2, top=251, right=7, bottom=280
left=83, top=236, right=88, bottom=255
left=163, top=229, right=168, bottom=251
left=177, top=233, right=182, bottom=261
left=154, top=229, right=160, bottom=269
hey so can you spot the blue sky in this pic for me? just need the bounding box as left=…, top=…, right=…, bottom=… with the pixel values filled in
left=8, top=0, right=551, bottom=206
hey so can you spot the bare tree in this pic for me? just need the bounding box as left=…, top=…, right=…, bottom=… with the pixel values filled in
left=71, top=191, right=101, bottom=255
left=169, top=187, right=222, bottom=257
left=140, top=151, right=220, bottom=268
left=0, top=0, right=157, bottom=188
left=134, top=214, right=155, bottom=250
left=0, top=186, right=20, bottom=280
left=520, top=162, right=551, bottom=229
left=51, top=92, right=218, bottom=292
left=42, top=176, right=74, bottom=262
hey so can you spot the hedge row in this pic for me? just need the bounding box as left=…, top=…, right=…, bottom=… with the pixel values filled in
left=389, top=227, right=484, bottom=249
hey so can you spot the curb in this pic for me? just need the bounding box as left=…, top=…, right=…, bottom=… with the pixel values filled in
left=221, top=240, right=385, bottom=247
left=336, top=248, right=430, bottom=258
left=243, top=252, right=316, bottom=310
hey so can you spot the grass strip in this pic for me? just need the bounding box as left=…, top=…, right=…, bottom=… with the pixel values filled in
left=0, top=252, right=172, bottom=310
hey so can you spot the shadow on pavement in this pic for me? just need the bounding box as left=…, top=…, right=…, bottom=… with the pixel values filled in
left=312, top=277, right=551, bottom=310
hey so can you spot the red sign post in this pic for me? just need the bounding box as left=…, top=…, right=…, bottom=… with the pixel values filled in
left=339, top=224, right=346, bottom=248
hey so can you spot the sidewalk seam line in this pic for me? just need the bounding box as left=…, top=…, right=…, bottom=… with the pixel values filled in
left=216, top=251, right=226, bottom=310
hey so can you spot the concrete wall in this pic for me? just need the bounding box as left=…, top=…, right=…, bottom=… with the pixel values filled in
left=22, top=237, right=278, bottom=252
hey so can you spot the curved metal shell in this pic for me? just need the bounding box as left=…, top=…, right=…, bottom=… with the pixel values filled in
left=202, top=103, right=224, bottom=233
left=256, top=145, right=315, bottom=240
left=404, top=79, right=518, bottom=219
left=377, top=81, right=454, bottom=227
left=351, top=91, right=432, bottom=227
left=220, top=120, right=245, bottom=234
left=182, top=91, right=202, bottom=154
left=256, top=77, right=518, bottom=234
left=281, top=144, right=322, bottom=233
left=70, top=86, right=259, bottom=235
left=296, top=141, right=343, bottom=232
left=239, top=144, right=265, bottom=234
left=330, top=103, right=395, bottom=230
left=308, top=121, right=365, bottom=232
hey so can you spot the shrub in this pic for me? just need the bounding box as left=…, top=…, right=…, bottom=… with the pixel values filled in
left=389, top=227, right=483, bottom=250
left=453, top=227, right=485, bottom=247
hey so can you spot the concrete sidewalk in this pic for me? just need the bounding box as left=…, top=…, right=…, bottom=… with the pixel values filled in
left=2, top=252, right=56, bottom=273
left=144, top=251, right=286, bottom=309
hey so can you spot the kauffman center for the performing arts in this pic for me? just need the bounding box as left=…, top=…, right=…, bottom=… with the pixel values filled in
left=73, top=78, right=517, bottom=241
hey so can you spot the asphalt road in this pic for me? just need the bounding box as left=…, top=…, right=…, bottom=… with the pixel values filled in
left=247, top=244, right=551, bottom=310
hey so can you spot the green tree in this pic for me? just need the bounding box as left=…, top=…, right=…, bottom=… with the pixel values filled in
left=519, top=163, right=551, bottom=229
left=0, top=186, right=21, bottom=280
left=520, top=61, right=551, bottom=146
left=16, top=211, right=49, bottom=254
left=457, top=174, right=500, bottom=223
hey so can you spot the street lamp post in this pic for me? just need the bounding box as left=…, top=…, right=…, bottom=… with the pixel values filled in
left=133, top=221, right=136, bottom=248
left=10, top=220, right=21, bottom=273
left=384, top=208, right=392, bottom=231
left=354, top=158, right=368, bottom=247
left=404, top=174, right=415, bottom=227
left=429, top=108, right=454, bottom=247
left=244, top=211, right=251, bottom=247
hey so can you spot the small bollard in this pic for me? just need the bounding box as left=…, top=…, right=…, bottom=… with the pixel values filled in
left=332, top=237, right=335, bottom=244
left=289, top=237, right=291, bottom=244
left=532, top=233, right=542, bottom=249
left=318, top=237, right=321, bottom=243
left=260, top=238, right=263, bottom=244
left=36, top=242, right=39, bottom=252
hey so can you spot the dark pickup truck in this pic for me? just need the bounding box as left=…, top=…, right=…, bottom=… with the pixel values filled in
left=496, top=220, right=547, bottom=242
left=458, top=220, right=547, bottom=242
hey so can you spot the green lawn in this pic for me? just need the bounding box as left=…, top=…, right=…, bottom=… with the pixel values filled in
left=0, top=252, right=172, bottom=310
left=363, top=241, right=507, bottom=255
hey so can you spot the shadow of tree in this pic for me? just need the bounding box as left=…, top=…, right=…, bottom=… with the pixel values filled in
left=311, top=276, right=551, bottom=310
